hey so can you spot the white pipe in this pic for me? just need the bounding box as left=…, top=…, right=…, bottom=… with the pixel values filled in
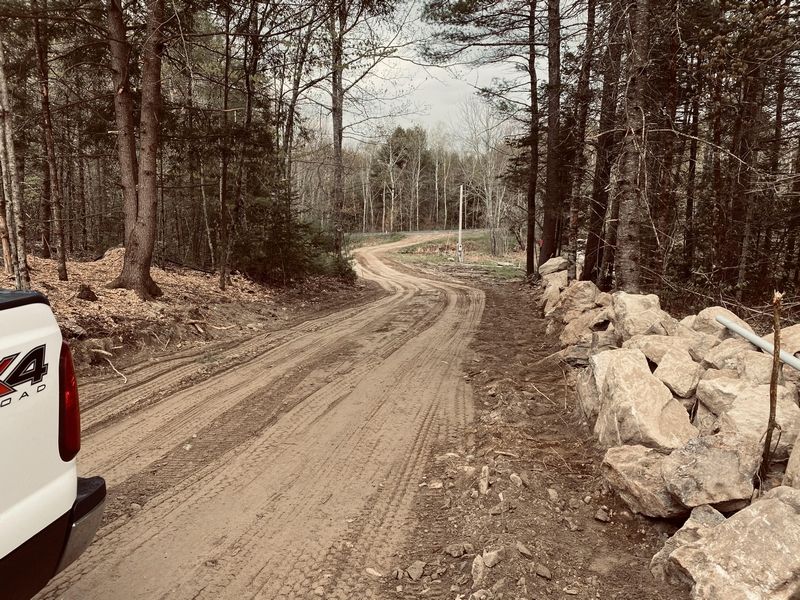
left=715, top=315, right=800, bottom=372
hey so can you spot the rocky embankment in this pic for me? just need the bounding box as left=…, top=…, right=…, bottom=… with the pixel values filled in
left=539, top=256, right=800, bottom=600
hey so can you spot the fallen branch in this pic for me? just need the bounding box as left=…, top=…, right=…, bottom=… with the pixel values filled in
left=210, top=325, right=236, bottom=331
left=104, top=357, right=128, bottom=383
left=89, top=348, right=113, bottom=357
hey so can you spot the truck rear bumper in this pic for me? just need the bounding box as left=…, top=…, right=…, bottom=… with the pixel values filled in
left=0, top=476, right=105, bottom=600
left=57, top=476, right=106, bottom=573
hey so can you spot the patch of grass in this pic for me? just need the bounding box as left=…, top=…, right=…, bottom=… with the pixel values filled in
left=394, top=230, right=525, bottom=281
left=347, top=232, right=406, bottom=249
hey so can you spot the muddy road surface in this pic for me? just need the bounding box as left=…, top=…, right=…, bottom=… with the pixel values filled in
left=39, top=235, right=484, bottom=600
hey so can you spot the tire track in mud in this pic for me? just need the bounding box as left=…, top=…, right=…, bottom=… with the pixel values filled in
left=37, top=234, right=484, bottom=600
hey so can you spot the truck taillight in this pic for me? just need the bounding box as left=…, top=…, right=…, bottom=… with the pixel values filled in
left=59, top=342, right=80, bottom=461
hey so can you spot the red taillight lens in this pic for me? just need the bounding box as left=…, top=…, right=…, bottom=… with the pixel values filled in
left=59, top=342, right=81, bottom=461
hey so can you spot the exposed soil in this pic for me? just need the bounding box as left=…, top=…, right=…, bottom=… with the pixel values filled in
left=34, top=236, right=685, bottom=600
left=37, top=234, right=484, bottom=600
left=377, top=277, right=688, bottom=599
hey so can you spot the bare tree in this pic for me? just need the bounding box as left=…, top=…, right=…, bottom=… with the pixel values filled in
left=0, top=35, right=30, bottom=290
left=107, top=0, right=166, bottom=298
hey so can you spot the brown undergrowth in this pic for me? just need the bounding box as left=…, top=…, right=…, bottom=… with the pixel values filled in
left=10, top=249, right=381, bottom=374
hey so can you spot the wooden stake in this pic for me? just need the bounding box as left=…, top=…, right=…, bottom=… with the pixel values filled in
left=760, top=291, right=783, bottom=481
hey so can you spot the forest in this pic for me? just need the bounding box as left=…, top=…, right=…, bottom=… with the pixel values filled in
left=0, top=0, right=798, bottom=305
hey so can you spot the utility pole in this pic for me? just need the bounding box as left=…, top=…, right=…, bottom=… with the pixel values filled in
left=457, top=185, right=464, bottom=263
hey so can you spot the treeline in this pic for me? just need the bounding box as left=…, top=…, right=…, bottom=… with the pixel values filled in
left=422, top=0, right=800, bottom=304
left=1, top=0, right=797, bottom=304
left=0, top=0, right=404, bottom=297
left=301, top=104, right=525, bottom=255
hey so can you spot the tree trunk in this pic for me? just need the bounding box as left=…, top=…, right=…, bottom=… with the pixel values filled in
left=526, top=0, right=540, bottom=276
left=614, top=0, right=651, bottom=292
left=218, top=6, right=231, bottom=291
left=581, top=0, right=622, bottom=281
left=539, top=0, right=562, bottom=266
left=34, top=0, right=68, bottom=280
left=0, top=36, right=30, bottom=289
left=0, top=153, right=12, bottom=274
left=683, top=53, right=702, bottom=279
left=107, top=0, right=165, bottom=299
left=567, top=0, right=595, bottom=281
left=330, top=2, right=346, bottom=255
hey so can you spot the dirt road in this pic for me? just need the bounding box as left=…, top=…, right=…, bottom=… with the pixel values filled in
left=39, top=235, right=484, bottom=600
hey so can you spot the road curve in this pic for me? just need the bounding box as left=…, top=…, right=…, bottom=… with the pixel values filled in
left=37, top=234, right=484, bottom=600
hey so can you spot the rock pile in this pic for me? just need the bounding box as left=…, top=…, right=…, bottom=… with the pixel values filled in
left=537, top=258, right=800, bottom=599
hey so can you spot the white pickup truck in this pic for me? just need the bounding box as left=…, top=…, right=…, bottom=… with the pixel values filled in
left=0, top=290, right=105, bottom=599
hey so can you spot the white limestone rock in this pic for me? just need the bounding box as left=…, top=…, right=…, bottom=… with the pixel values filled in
left=601, top=445, right=686, bottom=518
left=594, top=350, right=698, bottom=450
left=668, top=486, right=800, bottom=599
left=654, top=349, right=704, bottom=398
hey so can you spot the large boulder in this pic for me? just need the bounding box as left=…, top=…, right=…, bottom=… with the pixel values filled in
left=668, top=486, right=800, bottom=599
left=661, top=434, right=760, bottom=510
left=555, top=280, right=600, bottom=323
left=575, top=348, right=640, bottom=423
left=736, top=350, right=778, bottom=385
left=697, top=378, right=797, bottom=416
left=693, top=402, right=720, bottom=436
left=594, top=350, right=698, bottom=450
left=611, top=292, right=674, bottom=341
left=720, top=387, right=800, bottom=459
left=695, top=378, right=751, bottom=415
left=654, top=349, right=704, bottom=398
left=762, top=323, right=800, bottom=357
left=650, top=505, right=726, bottom=585
left=539, top=256, right=569, bottom=276
left=559, top=307, right=612, bottom=347
left=622, top=334, right=694, bottom=364
left=700, top=368, right=739, bottom=382
left=541, top=271, right=568, bottom=316
left=784, top=440, right=800, bottom=488
left=692, top=306, right=754, bottom=338
left=702, top=337, right=756, bottom=370
left=541, top=269, right=568, bottom=290
left=601, top=445, right=686, bottom=518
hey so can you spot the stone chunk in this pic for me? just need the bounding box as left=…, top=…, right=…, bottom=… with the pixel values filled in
left=661, top=434, right=760, bottom=509
left=611, top=292, right=673, bottom=341
left=736, top=350, right=778, bottom=385
left=471, top=555, right=486, bottom=587
left=560, top=307, right=612, bottom=347
left=763, top=323, right=800, bottom=357
left=539, top=256, right=569, bottom=276
left=720, top=387, right=800, bottom=459
left=622, top=334, right=694, bottom=364
left=601, top=445, right=686, bottom=518
left=555, top=280, right=600, bottom=323
left=406, top=560, right=426, bottom=581
left=575, top=348, right=640, bottom=423
left=668, top=486, right=800, bottom=599
left=654, top=349, right=704, bottom=398
left=699, top=368, right=739, bottom=381
left=594, top=350, right=698, bottom=450
left=541, top=271, right=568, bottom=316
left=785, top=441, right=800, bottom=488
left=650, top=505, right=726, bottom=585
left=693, top=306, right=754, bottom=338
left=702, top=338, right=756, bottom=370
left=695, top=378, right=751, bottom=415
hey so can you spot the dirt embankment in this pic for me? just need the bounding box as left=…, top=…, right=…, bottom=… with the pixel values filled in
left=381, top=279, right=685, bottom=600
left=16, top=249, right=381, bottom=374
